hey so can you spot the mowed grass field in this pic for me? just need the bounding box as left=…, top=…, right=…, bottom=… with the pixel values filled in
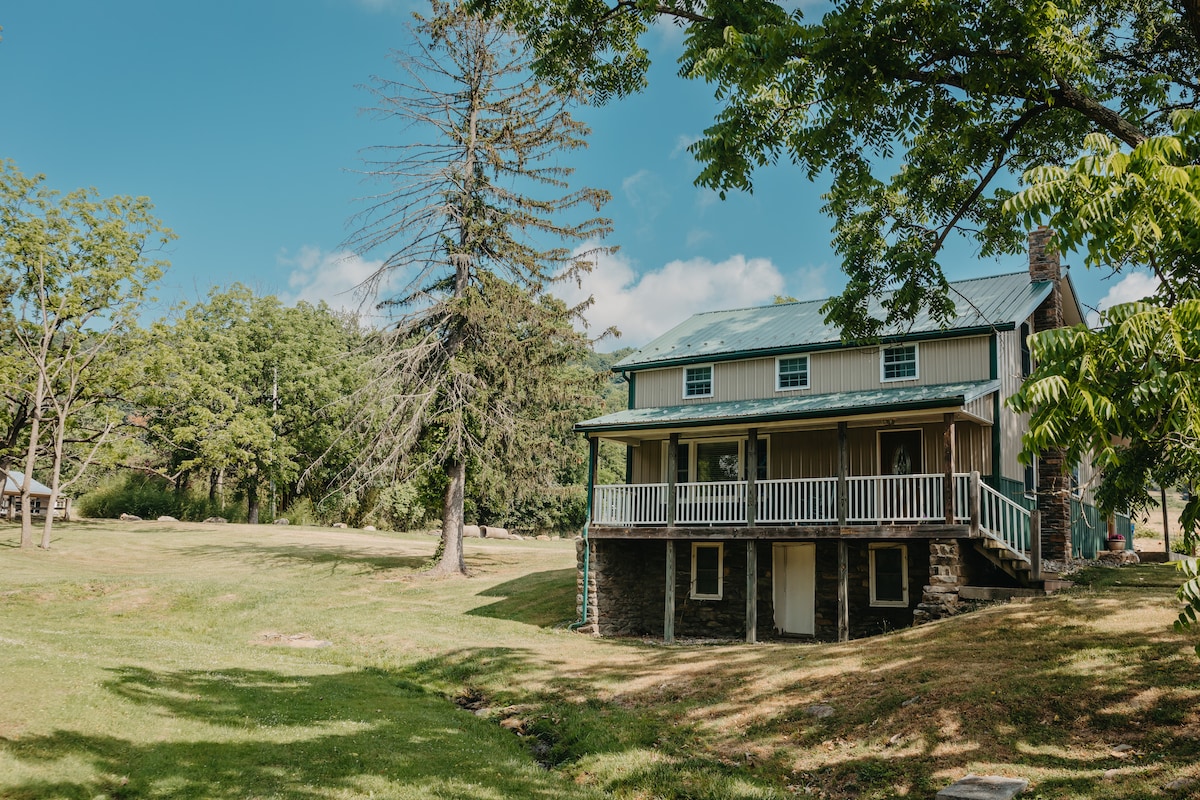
left=1, top=521, right=1198, bottom=800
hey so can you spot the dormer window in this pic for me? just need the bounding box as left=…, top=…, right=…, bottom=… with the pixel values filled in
left=683, top=365, right=713, bottom=398
left=881, top=344, right=918, bottom=382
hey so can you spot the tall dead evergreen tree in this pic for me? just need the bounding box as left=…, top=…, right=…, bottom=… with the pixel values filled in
left=344, top=1, right=611, bottom=576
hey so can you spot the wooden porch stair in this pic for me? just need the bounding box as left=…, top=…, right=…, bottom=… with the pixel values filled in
left=974, top=535, right=1034, bottom=587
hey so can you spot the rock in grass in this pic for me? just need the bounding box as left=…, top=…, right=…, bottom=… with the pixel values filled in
left=203, top=516, right=227, bottom=524
left=1165, top=777, right=1197, bottom=792
left=331, top=522, right=347, bottom=528
left=157, top=515, right=178, bottom=522
left=363, top=525, right=376, bottom=531
left=936, top=774, right=1028, bottom=800
left=273, top=518, right=290, bottom=525
left=806, top=704, right=834, bottom=718
left=119, top=513, right=142, bottom=521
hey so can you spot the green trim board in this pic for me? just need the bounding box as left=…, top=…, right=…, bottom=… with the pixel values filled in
left=576, top=380, right=1000, bottom=434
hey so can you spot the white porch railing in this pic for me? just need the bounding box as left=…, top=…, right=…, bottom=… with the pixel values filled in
left=592, top=483, right=668, bottom=526
left=757, top=477, right=838, bottom=524
left=592, top=474, right=977, bottom=527
left=676, top=480, right=747, bottom=524
left=846, top=473, right=947, bottom=524
left=979, top=481, right=1031, bottom=559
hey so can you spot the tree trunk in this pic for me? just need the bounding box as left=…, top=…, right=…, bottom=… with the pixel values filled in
left=19, top=401, right=42, bottom=549
left=429, top=459, right=467, bottom=576
left=247, top=482, right=260, bottom=525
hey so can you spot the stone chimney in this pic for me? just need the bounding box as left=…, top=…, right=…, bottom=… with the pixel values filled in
left=1027, top=227, right=1070, bottom=561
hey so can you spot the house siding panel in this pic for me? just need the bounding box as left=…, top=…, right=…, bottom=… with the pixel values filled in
left=997, top=325, right=1029, bottom=483
left=630, top=337, right=992, bottom=409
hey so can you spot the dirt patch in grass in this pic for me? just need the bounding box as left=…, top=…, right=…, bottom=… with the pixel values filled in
left=252, top=631, right=334, bottom=648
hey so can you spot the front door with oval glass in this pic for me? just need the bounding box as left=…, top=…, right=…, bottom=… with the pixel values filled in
left=772, top=542, right=815, bottom=636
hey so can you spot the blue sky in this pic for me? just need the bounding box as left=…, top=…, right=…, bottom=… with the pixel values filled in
left=1, top=1, right=1149, bottom=345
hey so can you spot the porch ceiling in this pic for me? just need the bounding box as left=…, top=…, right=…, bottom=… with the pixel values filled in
left=576, top=379, right=1000, bottom=435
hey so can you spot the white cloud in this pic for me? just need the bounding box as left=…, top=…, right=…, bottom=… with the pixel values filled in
left=621, top=169, right=671, bottom=221
left=686, top=228, right=713, bottom=247
left=555, top=246, right=820, bottom=345
left=278, top=246, right=386, bottom=318
left=670, top=134, right=700, bottom=159
left=1087, top=270, right=1160, bottom=326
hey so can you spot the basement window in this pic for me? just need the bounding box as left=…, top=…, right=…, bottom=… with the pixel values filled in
left=869, top=544, right=908, bottom=607
left=690, top=542, right=724, bottom=600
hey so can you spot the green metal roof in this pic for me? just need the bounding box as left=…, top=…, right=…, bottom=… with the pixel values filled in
left=615, top=271, right=1053, bottom=371
left=576, top=380, right=1000, bottom=434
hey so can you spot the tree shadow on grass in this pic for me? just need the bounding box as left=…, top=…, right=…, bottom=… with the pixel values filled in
left=0, top=663, right=596, bottom=800
left=176, top=543, right=432, bottom=575
left=467, top=569, right=576, bottom=628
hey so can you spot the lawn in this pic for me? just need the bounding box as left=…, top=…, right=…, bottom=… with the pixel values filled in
left=0, top=521, right=1197, bottom=799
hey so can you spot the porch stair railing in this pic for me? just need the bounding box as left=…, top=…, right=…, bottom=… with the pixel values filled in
left=974, top=481, right=1034, bottom=585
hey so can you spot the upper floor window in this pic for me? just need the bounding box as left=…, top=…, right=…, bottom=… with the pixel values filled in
left=881, top=344, right=918, bottom=382
left=683, top=365, right=713, bottom=398
left=776, top=356, right=810, bottom=391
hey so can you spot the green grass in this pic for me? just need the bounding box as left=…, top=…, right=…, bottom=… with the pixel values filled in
left=1, top=521, right=1199, bottom=799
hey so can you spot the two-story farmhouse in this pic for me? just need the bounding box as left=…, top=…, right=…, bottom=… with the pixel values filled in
left=574, top=230, right=1128, bottom=643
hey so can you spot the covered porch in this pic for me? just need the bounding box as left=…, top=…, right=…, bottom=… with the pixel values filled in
left=575, top=381, right=1048, bottom=642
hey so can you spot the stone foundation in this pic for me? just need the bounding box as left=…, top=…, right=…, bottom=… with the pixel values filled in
left=915, top=538, right=967, bottom=623
left=580, top=537, right=932, bottom=641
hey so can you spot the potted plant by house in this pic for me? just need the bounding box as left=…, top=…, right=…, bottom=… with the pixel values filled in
left=1106, top=533, right=1126, bottom=552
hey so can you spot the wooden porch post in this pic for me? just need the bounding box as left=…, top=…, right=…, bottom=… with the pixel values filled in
left=746, top=429, right=758, bottom=527
left=969, top=470, right=981, bottom=536
left=943, top=412, right=956, bottom=524
left=837, top=422, right=849, bottom=527
left=666, top=433, right=679, bottom=528
left=745, top=540, right=758, bottom=643
left=664, top=540, right=676, bottom=644
left=837, top=421, right=850, bottom=643
left=837, top=540, right=849, bottom=642
left=586, top=437, right=598, bottom=525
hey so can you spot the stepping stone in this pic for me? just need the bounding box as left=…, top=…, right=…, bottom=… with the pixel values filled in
left=936, top=774, right=1028, bottom=800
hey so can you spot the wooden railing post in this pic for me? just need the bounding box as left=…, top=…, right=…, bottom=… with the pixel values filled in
left=837, top=422, right=849, bottom=527
left=746, top=429, right=758, bottom=528
left=666, top=433, right=679, bottom=528
left=943, top=413, right=956, bottom=524
left=969, top=471, right=981, bottom=536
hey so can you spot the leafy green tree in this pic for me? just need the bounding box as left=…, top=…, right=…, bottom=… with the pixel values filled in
left=474, top=0, right=1200, bottom=336
left=142, top=287, right=366, bottom=523
left=344, top=0, right=610, bottom=575
left=1002, top=112, right=1200, bottom=641
left=1007, top=114, right=1200, bottom=534
left=0, top=160, right=172, bottom=547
